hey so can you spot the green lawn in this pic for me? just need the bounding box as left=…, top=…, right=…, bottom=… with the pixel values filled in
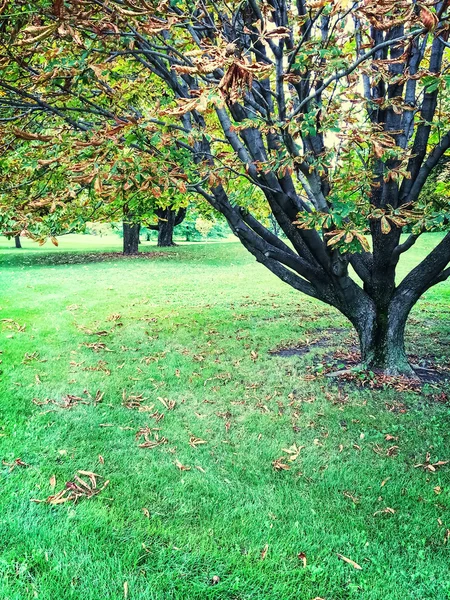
left=1, top=234, right=449, bottom=600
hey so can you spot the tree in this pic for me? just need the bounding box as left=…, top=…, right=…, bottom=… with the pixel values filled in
left=148, top=206, right=187, bottom=247
left=1, top=1, right=450, bottom=376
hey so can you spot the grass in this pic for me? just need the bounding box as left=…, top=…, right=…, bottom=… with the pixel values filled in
left=0, top=233, right=449, bottom=600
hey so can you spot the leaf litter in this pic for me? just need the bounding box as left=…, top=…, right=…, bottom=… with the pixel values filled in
left=31, top=470, right=109, bottom=505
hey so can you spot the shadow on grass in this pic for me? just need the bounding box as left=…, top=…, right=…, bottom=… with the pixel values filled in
left=0, top=250, right=176, bottom=268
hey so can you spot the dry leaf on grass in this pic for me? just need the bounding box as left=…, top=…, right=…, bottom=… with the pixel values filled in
left=136, top=427, right=168, bottom=449
left=272, top=457, right=290, bottom=471
left=3, top=458, right=29, bottom=472
left=122, top=390, right=147, bottom=409
left=107, top=313, right=121, bottom=321
left=373, top=507, right=395, bottom=516
left=174, top=460, right=191, bottom=471
left=260, top=544, right=269, bottom=559
left=414, top=452, right=449, bottom=472
left=158, top=397, right=176, bottom=410
left=33, top=395, right=89, bottom=410
left=282, top=443, right=304, bottom=462
left=31, top=470, right=109, bottom=505
left=94, top=390, right=104, bottom=404
left=298, top=552, right=307, bottom=567
left=189, top=436, right=207, bottom=448
left=337, top=553, right=362, bottom=570
left=49, top=474, right=56, bottom=489
left=83, top=341, right=113, bottom=352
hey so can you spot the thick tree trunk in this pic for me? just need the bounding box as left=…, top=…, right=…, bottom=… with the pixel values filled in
left=155, top=207, right=186, bottom=247
left=14, top=235, right=22, bottom=249
left=123, top=220, right=140, bottom=255
left=157, top=210, right=176, bottom=247
left=352, top=303, right=413, bottom=376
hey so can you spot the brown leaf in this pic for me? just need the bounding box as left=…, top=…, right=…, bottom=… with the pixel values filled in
left=158, top=397, right=176, bottom=410
left=260, top=544, right=269, bottom=560
left=49, top=474, right=56, bottom=489
left=3, top=457, right=29, bottom=472
left=189, top=436, right=207, bottom=448
left=420, top=6, right=438, bottom=30
left=94, top=390, right=105, bottom=404
left=98, top=455, right=104, bottom=464
left=174, top=459, right=191, bottom=471
left=31, top=470, right=109, bottom=504
left=298, top=552, right=307, bottom=567
left=272, top=457, right=290, bottom=471
left=142, top=507, right=150, bottom=518
left=373, top=507, right=395, bottom=516
left=337, top=553, right=362, bottom=570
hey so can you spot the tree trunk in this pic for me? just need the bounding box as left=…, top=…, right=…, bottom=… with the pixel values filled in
left=123, top=220, right=140, bottom=255
left=156, top=206, right=187, bottom=247
left=157, top=211, right=176, bottom=247
left=14, top=235, right=22, bottom=249
left=352, top=302, right=414, bottom=376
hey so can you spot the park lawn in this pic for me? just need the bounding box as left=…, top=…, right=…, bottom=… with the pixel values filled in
left=0, top=234, right=449, bottom=600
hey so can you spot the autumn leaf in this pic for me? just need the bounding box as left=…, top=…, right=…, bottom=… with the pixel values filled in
left=272, top=457, right=290, bottom=471
left=189, top=436, right=207, bottom=448
left=174, top=460, right=191, bottom=471
left=337, top=553, right=362, bottom=570
left=298, top=552, right=307, bottom=567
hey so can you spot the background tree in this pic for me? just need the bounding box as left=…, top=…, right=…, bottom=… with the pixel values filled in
left=1, top=0, right=450, bottom=376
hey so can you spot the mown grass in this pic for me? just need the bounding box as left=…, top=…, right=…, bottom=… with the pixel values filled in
left=0, top=233, right=449, bottom=600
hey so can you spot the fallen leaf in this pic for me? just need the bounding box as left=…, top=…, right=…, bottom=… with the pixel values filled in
left=260, top=544, right=268, bottom=560
left=272, top=457, right=290, bottom=471
left=124, top=581, right=128, bottom=599
left=298, top=551, right=307, bottom=567
left=337, top=553, right=362, bottom=570
left=3, top=458, right=29, bottom=472
left=31, top=470, right=109, bottom=504
left=189, top=436, right=207, bottom=448
left=174, top=459, right=191, bottom=471
left=142, top=507, right=150, bottom=518
left=373, top=507, right=395, bottom=516
left=49, top=474, right=56, bottom=489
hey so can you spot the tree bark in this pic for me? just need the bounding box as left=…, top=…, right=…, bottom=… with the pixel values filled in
left=14, top=235, right=22, bottom=249
left=123, top=220, right=140, bottom=255
left=155, top=207, right=187, bottom=247
left=354, top=305, right=413, bottom=376
left=157, top=209, right=176, bottom=247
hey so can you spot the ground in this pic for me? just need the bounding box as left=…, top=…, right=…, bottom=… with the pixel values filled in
left=0, top=234, right=449, bottom=600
